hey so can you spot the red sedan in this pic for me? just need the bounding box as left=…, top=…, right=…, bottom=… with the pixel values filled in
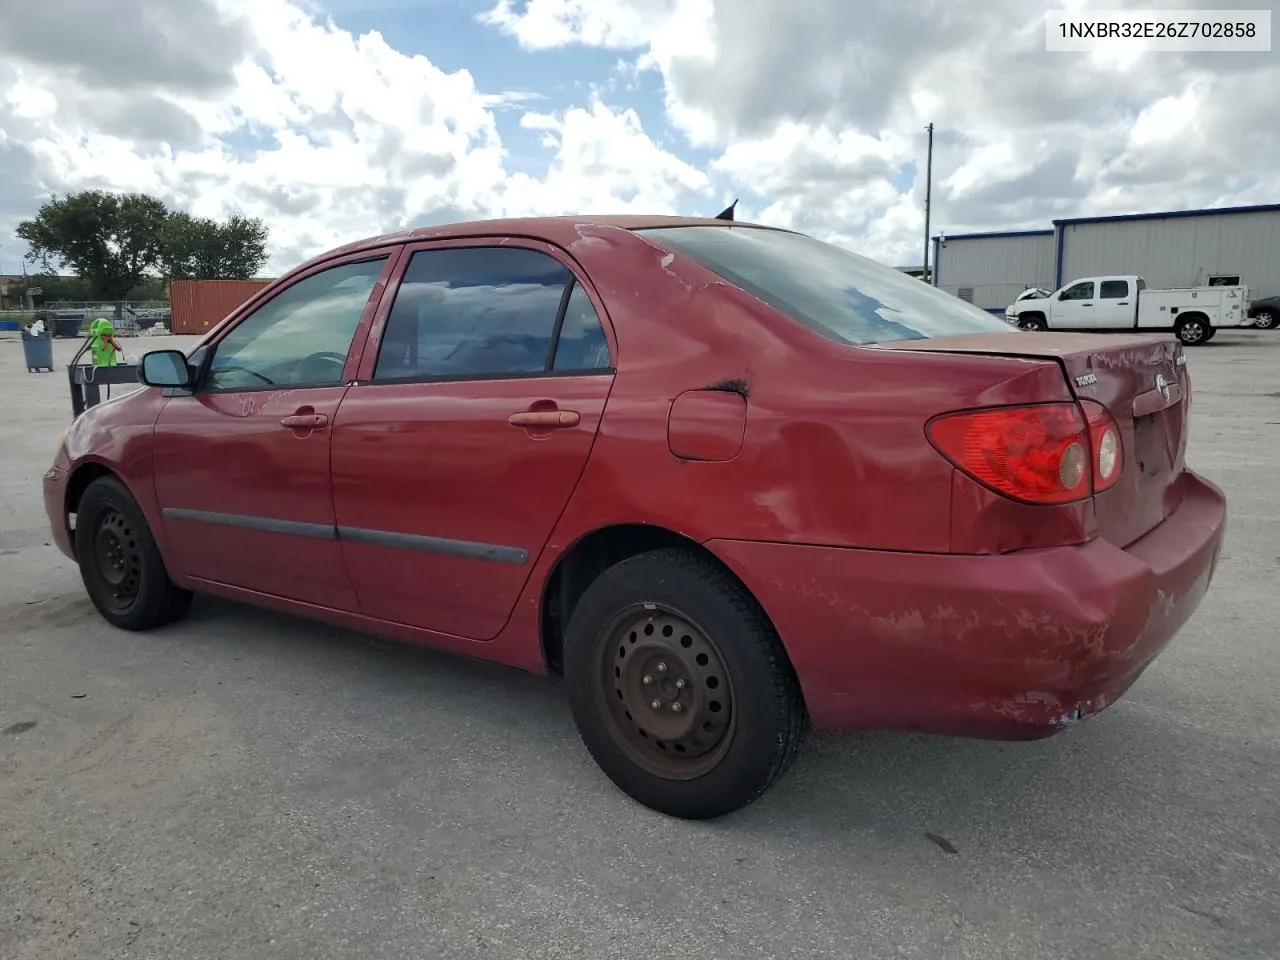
left=43, top=216, right=1226, bottom=819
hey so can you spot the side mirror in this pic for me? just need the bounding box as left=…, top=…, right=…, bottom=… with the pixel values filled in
left=139, top=350, right=192, bottom=388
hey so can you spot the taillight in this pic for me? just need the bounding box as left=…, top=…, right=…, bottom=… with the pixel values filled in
left=1081, top=400, right=1122, bottom=493
left=927, top=402, right=1122, bottom=505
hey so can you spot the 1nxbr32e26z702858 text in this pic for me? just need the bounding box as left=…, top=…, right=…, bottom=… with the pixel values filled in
left=1046, top=9, right=1271, bottom=52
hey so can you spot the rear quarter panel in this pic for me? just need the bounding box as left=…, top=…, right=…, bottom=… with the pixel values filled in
left=540, top=224, right=1083, bottom=554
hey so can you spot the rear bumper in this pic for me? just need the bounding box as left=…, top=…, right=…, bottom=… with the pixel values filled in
left=709, top=469, right=1226, bottom=738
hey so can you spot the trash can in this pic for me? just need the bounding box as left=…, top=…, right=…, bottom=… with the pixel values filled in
left=21, top=323, right=55, bottom=373
left=53, top=315, right=83, bottom=338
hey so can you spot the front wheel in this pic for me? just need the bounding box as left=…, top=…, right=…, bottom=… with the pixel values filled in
left=1252, top=310, right=1278, bottom=330
left=75, top=476, right=193, bottom=630
left=1019, top=314, right=1048, bottom=331
left=1175, top=314, right=1211, bottom=345
left=564, top=548, right=807, bottom=820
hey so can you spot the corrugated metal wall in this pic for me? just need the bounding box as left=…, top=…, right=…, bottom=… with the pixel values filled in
left=935, top=233, right=1056, bottom=310
left=1060, top=210, right=1280, bottom=299
left=169, top=279, right=274, bottom=335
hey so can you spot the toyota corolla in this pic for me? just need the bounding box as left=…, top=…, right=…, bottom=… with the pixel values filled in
left=43, top=216, right=1227, bottom=819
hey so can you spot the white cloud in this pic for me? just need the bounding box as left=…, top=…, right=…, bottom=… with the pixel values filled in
left=0, top=0, right=711, bottom=272
left=1, top=0, right=1278, bottom=282
left=484, top=0, right=1280, bottom=264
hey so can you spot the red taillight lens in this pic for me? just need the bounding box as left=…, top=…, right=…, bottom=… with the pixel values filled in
left=927, top=403, right=1096, bottom=504
left=1081, top=400, right=1122, bottom=493
left=929, top=402, right=1126, bottom=503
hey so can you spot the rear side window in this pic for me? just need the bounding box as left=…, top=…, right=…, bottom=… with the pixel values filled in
left=552, top=283, right=611, bottom=371
left=638, top=226, right=1014, bottom=345
left=374, top=247, right=570, bottom=381
left=1099, top=280, right=1129, bottom=299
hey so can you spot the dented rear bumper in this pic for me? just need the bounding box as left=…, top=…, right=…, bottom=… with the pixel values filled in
left=708, top=469, right=1226, bottom=737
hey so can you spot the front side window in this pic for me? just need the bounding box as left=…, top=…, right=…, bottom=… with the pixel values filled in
left=206, top=258, right=387, bottom=391
left=638, top=225, right=1014, bottom=346
left=1060, top=282, right=1096, bottom=301
left=373, top=247, right=572, bottom=381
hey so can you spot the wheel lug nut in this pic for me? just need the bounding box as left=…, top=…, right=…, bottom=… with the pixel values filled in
left=657, top=662, right=668, bottom=673
left=651, top=699, right=662, bottom=710
left=670, top=703, right=682, bottom=713
left=675, top=679, right=686, bottom=690
left=642, top=675, right=653, bottom=686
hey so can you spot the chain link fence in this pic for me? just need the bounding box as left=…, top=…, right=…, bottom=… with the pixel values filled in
left=0, top=301, right=172, bottom=337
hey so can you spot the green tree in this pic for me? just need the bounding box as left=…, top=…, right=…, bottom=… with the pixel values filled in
left=161, top=212, right=269, bottom=281
left=17, top=191, right=170, bottom=301
left=15, top=273, right=96, bottom=305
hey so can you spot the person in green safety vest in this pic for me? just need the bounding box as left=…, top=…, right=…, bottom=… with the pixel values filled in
left=88, top=318, right=123, bottom=367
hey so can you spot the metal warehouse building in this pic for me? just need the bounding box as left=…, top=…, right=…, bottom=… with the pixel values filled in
left=931, top=203, right=1280, bottom=313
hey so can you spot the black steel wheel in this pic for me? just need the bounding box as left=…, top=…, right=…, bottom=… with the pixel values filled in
left=75, top=475, right=192, bottom=631
left=600, top=606, right=736, bottom=781
left=565, top=548, right=806, bottom=820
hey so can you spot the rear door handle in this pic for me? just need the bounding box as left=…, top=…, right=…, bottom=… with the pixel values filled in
left=509, top=410, right=580, bottom=428
left=280, top=413, right=329, bottom=429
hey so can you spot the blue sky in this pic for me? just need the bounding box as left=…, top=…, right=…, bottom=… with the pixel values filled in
left=2, top=0, right=1276, bottom=277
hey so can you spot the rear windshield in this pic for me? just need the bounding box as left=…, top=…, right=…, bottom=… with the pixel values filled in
left=639, top=225, right=1015, bottom=345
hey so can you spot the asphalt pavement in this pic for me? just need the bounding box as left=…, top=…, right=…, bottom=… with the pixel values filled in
left=1, top=330, right=1277, bottom=960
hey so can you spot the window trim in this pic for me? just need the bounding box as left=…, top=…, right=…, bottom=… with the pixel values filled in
left=352, top=237, right=617, bottom=387
left=190, top=250, right=400, bottom=396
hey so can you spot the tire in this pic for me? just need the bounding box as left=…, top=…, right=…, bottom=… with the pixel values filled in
left=1175, top=314, right=1211, bottom=346
left=75, top=475, right=193, bottom=631
left=1203, top=326, right=1218, bottom=343
left=564, top=548, right=807, bottom=820
left=1252, top=309, right=1278, bottom=330
left=1019, top=314, right=1048, bottom=331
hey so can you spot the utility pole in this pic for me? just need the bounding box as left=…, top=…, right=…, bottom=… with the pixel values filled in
left=922, top=122, right=934, bottom=284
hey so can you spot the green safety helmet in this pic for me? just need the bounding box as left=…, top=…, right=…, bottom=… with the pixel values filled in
left=89, top=318, right=114, bottom=338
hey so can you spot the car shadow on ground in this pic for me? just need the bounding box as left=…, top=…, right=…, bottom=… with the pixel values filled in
left=180, top=594, right=1239, bottom=852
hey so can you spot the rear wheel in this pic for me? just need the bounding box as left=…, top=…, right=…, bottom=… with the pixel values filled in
left=1253, top=309, right=1277, bottom=330
left=75, top=476, right=192, bottom=630
left=1175, top=314, right=1211, bottom=345
left=564, top=548, right=806, bottom=820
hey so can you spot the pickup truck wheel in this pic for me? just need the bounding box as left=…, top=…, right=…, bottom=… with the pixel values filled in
left=564, top=548, right=807, bottom=820
left=1253, top=310, right=1277, bottom=330
left=1019, top=314, right=1048, bottom=331
left=1175, top=314, right=1210, bottom=345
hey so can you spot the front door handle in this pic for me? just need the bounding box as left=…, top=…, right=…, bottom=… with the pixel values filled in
left=509, top=410, right=580, bottom=428
left=280, top=413, right=329, bottom=429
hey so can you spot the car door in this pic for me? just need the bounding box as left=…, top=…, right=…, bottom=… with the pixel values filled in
left=1095, top=278, right=1134, bottom=328
left=330, top=240, right=616, bottom=640
left=1051, top=280, right=1096, bottom=329
left=151, top=252, right=398, bottom=610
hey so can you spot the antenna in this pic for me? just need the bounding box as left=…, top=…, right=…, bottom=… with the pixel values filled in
left=714, top=199, right=738, bottom=221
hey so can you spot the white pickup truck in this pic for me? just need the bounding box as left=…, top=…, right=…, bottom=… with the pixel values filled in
left=1004, top=275, right=1249, bottom=345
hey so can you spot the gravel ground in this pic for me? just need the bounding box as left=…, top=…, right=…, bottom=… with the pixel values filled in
left=1, top=329, right=1277, bottom=960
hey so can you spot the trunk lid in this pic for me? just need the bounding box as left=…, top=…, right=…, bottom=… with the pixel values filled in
left=876, top=331, right=1189, bottom=547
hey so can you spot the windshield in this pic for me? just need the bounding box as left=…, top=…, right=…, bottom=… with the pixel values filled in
left=639, top=225, right=1015, bottom=345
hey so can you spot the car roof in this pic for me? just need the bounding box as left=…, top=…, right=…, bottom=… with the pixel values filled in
left=312, top=215, right=781, bottom=265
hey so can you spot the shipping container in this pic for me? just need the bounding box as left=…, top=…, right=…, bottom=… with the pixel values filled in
left=169, top=279, right=274, bottom=335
